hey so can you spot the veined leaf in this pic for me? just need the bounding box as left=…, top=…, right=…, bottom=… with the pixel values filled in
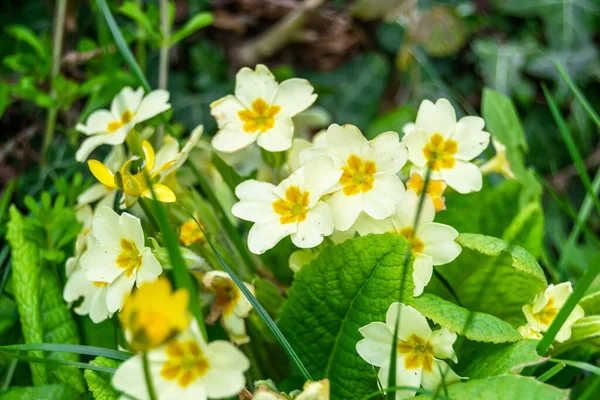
left=436, top=234, right=547, bottom=326
left=0, top=384, right=79, bottom=400
left=579, top=291, right=600, bottom=315
left=568, top=316, right=600, bottom=342
left=412, top=293, right=521, bottom=343
left=454, top=340, right=543, bottom=379
left=279, top=233, right=414, bottom=399
left=84, top=357, right=121, bottom=400
left=502, top=202, right=544, bottom=259
left=415, top=375, right=568, bottom=399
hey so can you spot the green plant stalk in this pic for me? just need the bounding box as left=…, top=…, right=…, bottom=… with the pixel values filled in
left=1, top=359, right=17, bottom=390
left=537, top=257, right=600, bottom=354
left=188, top=162, right=257, bottom=275
left=548, top=359, right=600, bottom=376
left=557, top=167, right=600, bottom=272
left=0, top=351, right=116, bottom=374
left=182, top=210, right=313, bottom=381
left=554, top=61, right=600, bottom=128
left=41, top=0, right=67, bottom=165
left=542, top=85, right=600, bottom=219
left=537, top=362, right=565, bottom=382
left=156, top=0, right=171, bottom=146
left=0, top=344, right=131, bottom=361
left=0, top=179, right=16, bottom=221
left=134, top=0, right=147, bottom=74
left=142, top=352, right=158, bottom=400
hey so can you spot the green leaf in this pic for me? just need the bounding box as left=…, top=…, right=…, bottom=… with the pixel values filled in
left=366, top=106, right=415, bottom=140
left=412, top=294, right=521, bottom=343
left=0, top=295, right=18, bottom=335
left=303, top=53, right=391, bottom=129
left=579, top=291, right=600, bottom=315
left=5, top=25, right=48, bottom=60
left=568, top=316, right=600, bottom=342
left=454, top=340, right=542, bottom=379
left=0, top=384, right=79, bottom=400
left=279, top=233, right=414, bottom=399
left=169, top=12, right=213, bottom=46
left=6, top=206, right=47, bottom=384
left=435, top=234, right=547, bottom=326
left=0, top=82, right=10, bottom=119
left=117, top=1, right=155, bottom=40
left=502, top=202, right=544, bottom=259
left=84, top=357, right=121, bottom=400
left=412, top=5, right=466, bottom=57
left=415, top=375, right=569, bottom=399
left=211, top=152, right=246, bottom=194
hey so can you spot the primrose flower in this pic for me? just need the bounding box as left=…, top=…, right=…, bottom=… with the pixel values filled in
left=300, top=124, right=408, bottom=231
left=113, top=321, right=249, bottom=400
left=253, top=379, right=330, bottom=400
left=77, top=146, right=124, bottom=209
left=232, top=156, right=341, bottom=254
left=356, top=302, right=462, bottom=399
left=180, top=218, right=206, bottom=246
left=287, top=129, right=327, bottom=171
left=75, top=87, right=171, bottom=162
left=406, top=172, right=447, bottom=212
left=202, top=271, right=254, bottom=345
left=354, top=192, right=461, bottom=296
left=65, top=205, right=95, bottom=277
left=120, top=277, right=190, bottom=351
left=210, top=64, right=316, bottom=153
left=520, top=282, right=584, bottom=342
left=80, top=207, right=162, bottom=313
left=403, top=98, right=490, bottom=194
left=63, top=267, right=112, bottom=323
left=480, top=137, right=515, bottom=179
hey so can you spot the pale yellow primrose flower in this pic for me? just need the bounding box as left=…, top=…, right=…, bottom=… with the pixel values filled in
left=480, top=137, right=515, bottom=179
left=202, top=271, right=254, bottom=345
left=65, top=205, right=95, bottom=277
left=210, top=64, right=317, bottom=153
left=357, top=302, right=462, bottom=399
left=79, top=207, right=162, bottom=314
left=519, top=282, right=584, bottom=342
left=403, top=98, right=490, bottom=194
left=77, top=145, right=125, bottom=209
left=75, top=86, right=171, bottom=162
left=253, top=379, right=330, bottom=400
left=287, top=129, right=327, bottom=172
left=112, top=321, right=249, bottom=400
left=300, top=124, right=408, bottom=231
left=232, top=156, right=341, bottom=254
left=354, top=192, right=461, bottom=296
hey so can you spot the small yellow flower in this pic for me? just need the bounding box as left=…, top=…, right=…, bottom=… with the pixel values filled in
left=120, top=277, right=190, bottom=351
left=179, top=219, right=206, bottom=246
left=480, top=137, right=515, bottom=179
left=406, top=172, right=447, bottom=212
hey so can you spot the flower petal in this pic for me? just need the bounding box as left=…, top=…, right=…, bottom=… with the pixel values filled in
left=135, top=89, right=171, bottom=122
left=232, top=180, right=280, bottom=224
left=324, top=124, right=368, bottom=165
left=207, top=340, right=250, bottom=372
left=356, top=321, right=394, bottom=367
left=452, top=116, right=490, bottom=161
left=369, top=131, right=408, bottom=173
left=63, top=268, right=94, bottom=315
left=413, top=254, right=433, bottom=297
left=247, top=222, right=296, bottom=255
left=353, top=213, right=395, bottom=236
left=378, top=358, right=422, bottom=400
left=76, top=110, right=114, bottom=135
left=111, top=87, right=144, bottom=117
left=235, top=64, right=279, bottom=107
left=546, top=282, right=572, bottom=308
left=429, top=327, right=458, bottom=362
left=418, top=223, right=461, bottom=266
left=272, top=78, right=317, bottom=117
left=136, top=248, right=162, bottom=285
left=362, top=174, right=405, bottom=220
left=211, top=122, right=259, bottom=153
left=256, top=116, right=294, bottom=152
left=89, top=288, right=111, bottom=323
left=92, top=207, right=122, bottom=247
left=291, top=202, right=333, bottom=249
left=106, top=272, right=135, bottom=313
left=386, top=302, right=431, bottom=341
left=81, top=246, right=122, bottom=283
left=210, top=94, right=245, bottom=127
left=302, top=155, right=343, bottom=202
left=392, top=191, right=435, bottom=229
left=421, top=359, right=461, bottom=391
left=119, top=212, right=144, bottom=249
left=415, top=98, right=456, bottom=137
left=77, top=183, right=111, bottom=205
left=440, top=160, right=482, bottom=194
left=326, top=189, right=363, bottom=231
left=402, top=129, right=429, bottom=167
left=75, top=135, right=112, bottom=162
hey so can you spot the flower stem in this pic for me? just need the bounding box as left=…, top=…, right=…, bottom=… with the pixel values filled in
left=156, top=0, right=171, bottom=146
left=142, top=352, right=158, bottom=400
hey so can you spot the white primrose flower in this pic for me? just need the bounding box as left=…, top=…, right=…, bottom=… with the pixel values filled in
left=113, top=321, right=249, bottom=400
left=287, top=129, right=327, bottom=171
left=79, top=207, right=162, bottom=313
left=65, top=205, right=96, bottom=277
left=253, top=379, right=330, bottom=400
left=202, top=271, right=254, bottom=345
left=356, top=302, right=462, bottom=399
left=232, top=156, right=341, bottom=254
left=63, top=268, right=112, bottom=323
left=300, top=124, right=408, bottom=231
left=354, top=191, right=461, bottom=296
left=520, top=282, right=584, bottom=342
left=77, top=145, right=125, bottom=210
left=403, top=98, right=490, bottom=194
left=210, top=64, right=317, bottom=153
left=75, top=87, right=171, bottom=162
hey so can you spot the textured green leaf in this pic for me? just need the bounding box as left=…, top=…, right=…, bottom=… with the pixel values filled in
left=279, top=233, right=414, bottom=399
left=435, top=234, right=547, bottom=326
left=579, top=291, right=600, bottom=316
left=454, top=340, right=542, bottom=379
left=0, top=295, right=18, bottom=335
left=0, top=384, right=79, bottom=400
left=6, top=206, right=47, bottom=384
left=170, top=12, right=214, bottom=45
left=84, top=357, right=121, bottom=400
left=415, top=375, right=569, bottom=399
left=568, top=316, right=600, bottom=342
left=502, top=202, right=544, bottom=258
left=412, top=294, right=521, bottom=343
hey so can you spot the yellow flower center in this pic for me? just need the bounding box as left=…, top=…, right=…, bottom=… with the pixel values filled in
left=210, top=277, right=240, bottom=317
left=161, top=340, right=209, bottom=388
left=422, top=134, right=458, bottom=171
left=397, top=334, right=435, bottom=372
left=533, top=298, right=559, bottom=326
left=339, top=154, right=376, bottom=196
left=238, top=98, right=281, bottom=133
left=116, top=239, right=142, bottom=278
left=272, top=186, right=310, bottom=225
left=399, top=227, right=425, bottom=254
left=107, top=109, right=134, bottom=133
left=179, top=219, right=206, bottom=246
left=406, top=173, right=446, bottom=212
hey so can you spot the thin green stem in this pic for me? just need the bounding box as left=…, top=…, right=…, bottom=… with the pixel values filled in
left=134, top=0, right=146, bottom=74
left=554, top=61, right=600, bottom=128
left=0, top=351, right=116, bottom=373
left=537, top=256, right=600, bottom=354
left=1, top=359, right=18, bottom=390
left=537, top=362, right=565, bottom=382
left=138, top=198, right=160, bottom=233
left=42, top=0, right=67, bottom=165
left=156, top=0, right=171, bottom=145
left=142, top=352, right=158, bottom=400
left=0, top=343, right=131, bottom=361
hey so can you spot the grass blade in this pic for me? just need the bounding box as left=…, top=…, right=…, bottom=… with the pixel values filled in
left=0, top=344, right=131, bottom=361
left=542, top=85, right=600, bottom=219
left=0, top=179, right=16, bottom=222
left=537, top=362, right=565, bottom=382
left=554, top=61, right=600, bottom=128
left=537, top=253, right=600, bottom=354
left=549, top=358, right=600, bottom=376
left=180, top=208, right=313, bottom=381
left=0, top=351, right=117, bottom=374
